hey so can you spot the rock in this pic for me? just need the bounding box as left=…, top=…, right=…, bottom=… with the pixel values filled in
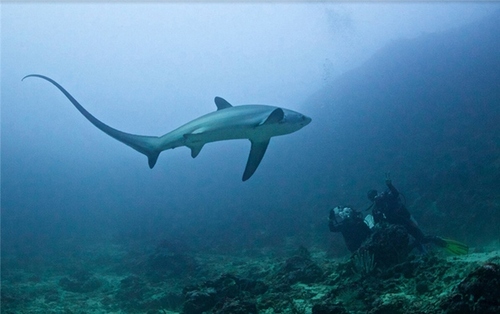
left=360, top=224, right=410, bottom=270
left=415, top=281, right=429, bottom=294
left=147, top=239, right=197, bottom=279
left=369, top=293, right=415, bottom=314
left=58, top=270, right=102, bottom=293
left=215, top=298, right=258, bottom=314
left=276, top=254, right=324, bottom=285
left=312, top=303, right=348, bottom=314
left=182, top=273, right=267, bottom=314
left=441, top=262, right=500, bottom=313
left=115, top=275, right=149, bottom=310
left=43, top=290, right=59, bottom=303
left=183, top=287, right=218, bottom=314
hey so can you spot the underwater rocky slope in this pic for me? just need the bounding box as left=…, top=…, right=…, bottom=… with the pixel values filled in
left=295, top=9, right=500, bottom=251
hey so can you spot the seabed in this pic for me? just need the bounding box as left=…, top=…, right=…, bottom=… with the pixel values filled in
left=1, top=239, right=499, bottom=314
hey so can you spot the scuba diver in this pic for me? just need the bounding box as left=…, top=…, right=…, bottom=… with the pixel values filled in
left=367, top=174, right=468, bottom=255
left=328, top=206, right=372, bottom=253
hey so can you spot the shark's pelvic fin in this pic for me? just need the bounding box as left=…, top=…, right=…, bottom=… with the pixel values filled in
left=243, top=140, right=270, bottom=181
left=214, top=97, right=233, bottom=110
left=22, top=74, right=162, bottom=168
left=189, top=143, right=204, bottom=158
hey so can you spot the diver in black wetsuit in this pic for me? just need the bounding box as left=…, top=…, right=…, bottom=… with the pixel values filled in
left=328, top=206, right=372, bottom=253
left=367, top=175, right=448, bottom=253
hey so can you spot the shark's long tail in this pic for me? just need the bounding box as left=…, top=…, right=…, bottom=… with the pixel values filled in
left=23, top=74, right=161, bottom=168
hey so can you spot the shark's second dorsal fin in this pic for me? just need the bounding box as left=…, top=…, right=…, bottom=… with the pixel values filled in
left=214, top=97, right=232, bottom=110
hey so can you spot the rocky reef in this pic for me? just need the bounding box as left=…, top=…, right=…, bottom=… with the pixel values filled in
left=1, top=233, right=499, bottom=313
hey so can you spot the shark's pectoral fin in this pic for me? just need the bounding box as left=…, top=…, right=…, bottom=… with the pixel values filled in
left=261, top=108, right=284, bottom=125
left=242, top=139, right=270, bottom=181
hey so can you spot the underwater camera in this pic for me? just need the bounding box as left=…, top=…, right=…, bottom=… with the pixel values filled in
left=330, top=206, right=354, bottom=223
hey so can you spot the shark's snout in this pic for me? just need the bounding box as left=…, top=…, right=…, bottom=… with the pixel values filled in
left=300, top=115, right=312, bottom=127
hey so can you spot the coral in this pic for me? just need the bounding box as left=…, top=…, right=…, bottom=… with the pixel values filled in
left=351, top=249, right=376, bottom=277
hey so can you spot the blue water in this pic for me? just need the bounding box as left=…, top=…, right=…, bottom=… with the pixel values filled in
left=2, top=4, right=500, bottom=313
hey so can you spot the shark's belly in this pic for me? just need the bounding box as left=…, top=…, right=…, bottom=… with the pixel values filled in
left=184, top=126, right=256, bottom=145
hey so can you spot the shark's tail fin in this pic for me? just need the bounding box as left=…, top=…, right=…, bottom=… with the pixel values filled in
left=23, top=74, right=163, bottom=168
left=117, top=133, right=162, bottom=168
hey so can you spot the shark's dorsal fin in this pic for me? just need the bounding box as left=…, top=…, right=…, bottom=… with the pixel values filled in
left=260, top=108, right=284, bottom=125
left=214, top=97, right=232, bottom=110
left=242, top=139, right=270, bottom=181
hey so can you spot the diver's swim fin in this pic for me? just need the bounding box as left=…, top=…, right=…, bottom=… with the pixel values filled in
left=440, top=238, right=469, bottom=255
